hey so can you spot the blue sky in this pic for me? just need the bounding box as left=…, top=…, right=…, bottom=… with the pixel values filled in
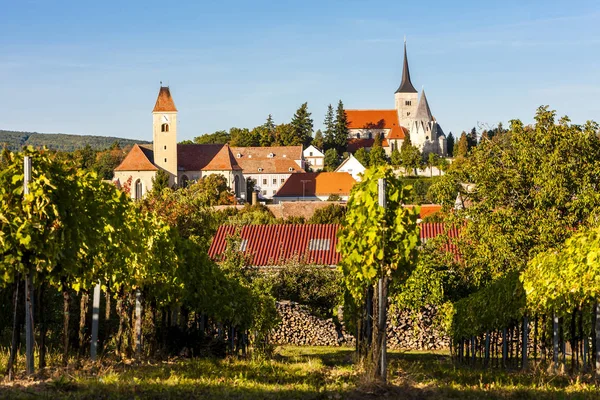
left=1, top=0, right=599, bottom=142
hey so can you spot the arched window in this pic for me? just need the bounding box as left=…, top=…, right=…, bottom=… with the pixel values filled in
left=368, top=132, right=373, bottom=139
left=356, top=133, right=361, bottom=139
left=181, top=175, right=189, bottom=188
left=135, top=179, right=143, bottom=200
left=161, top=123, right=169, bottom=132
left=234, top=175, right=240, bottom=196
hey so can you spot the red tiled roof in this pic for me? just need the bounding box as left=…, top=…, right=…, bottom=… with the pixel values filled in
left=388, top=126, right=407, bottom=139
left=208, top=223, right=460, bottom=266
left=177, top=144, right=242, bottom=171
left=114, top=144, right=158, bottom=171
left=208, top=224, right=341, bottom=266
left=345, top=109, right=399, bottom=130
left=153, top=87, right=177, bottom=112
left=274, top=172, right=356, bottom=197
left=405, top=204, right=443, bottom=219
left=230, top=146, right=305, bottom=174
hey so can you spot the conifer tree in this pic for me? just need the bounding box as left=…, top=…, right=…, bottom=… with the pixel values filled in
left=313, top=129, right=324, bottom=150
left=446, top=132, right=455, bottom=157
left=334, top=100, right=349, bottom=153
left=324, top=148, right=340, bottom=171
left=369, top=133, right=387, bottom=166
left=455, top=132, right=469, bottom=158
left=323, top=104, right=335, bottom=150
left=391, top=147, right=401, bottom=167
left=290, top=102, right=314, bottom=147
left=354, top=147, right=369, bottom=167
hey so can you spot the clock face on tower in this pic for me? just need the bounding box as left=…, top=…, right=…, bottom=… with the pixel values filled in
left=162, top=115, right=169, bottom=123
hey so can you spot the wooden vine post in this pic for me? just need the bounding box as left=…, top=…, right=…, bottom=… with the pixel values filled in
left=377, top=178, right=387, bottom=382
left=553, top=313, right=559, bottom=372
left=596, top=303, right=600, bottom=373
left=23, top=156, right=35, bottom=375
left=522, top=315, right=528, bottom=369
left=90, top=283, right=101, bottom=361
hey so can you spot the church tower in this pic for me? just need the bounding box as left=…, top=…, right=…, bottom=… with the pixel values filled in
left=394, top=40, right=418, bottom=128
left=152, top=86, right=178, bottom=185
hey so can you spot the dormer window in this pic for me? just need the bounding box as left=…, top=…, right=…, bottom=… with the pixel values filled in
left=258, top=167, right=263, bottom=172
left=288, top=167, right=294, bottom=172
left=268, top=153, right=274, bottom=158
left=161, top=123, right=169, bottom=132
left=237, top=153, right=242, bottom=158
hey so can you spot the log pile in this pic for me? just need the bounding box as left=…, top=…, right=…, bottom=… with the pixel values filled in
left=272, top=301, right=354, bottom=346
left=272, top=301, right=449, bottom=350
left=386, top=306, right=449, bottom=350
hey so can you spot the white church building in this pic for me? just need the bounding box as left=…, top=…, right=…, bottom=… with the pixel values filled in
left=345, top=41, right=447, bottom=158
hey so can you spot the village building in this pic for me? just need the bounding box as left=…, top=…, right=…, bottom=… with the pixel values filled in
left=273, top=172, right=356, bottom=203
left=114, top=86, right=306, bottom=200
left=345, top=41, right=447, bottom=157
left=208, top=222, right=459, bottom=268
left=302, top=145, right=324, bottom=171
left=334, top=153, right=366, bottom=181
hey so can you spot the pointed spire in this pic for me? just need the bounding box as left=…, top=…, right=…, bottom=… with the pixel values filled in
left=153, top=86, right=177, bottom=112
left=415, top=89, right=433, bottom=121
left=395, top=39, right=417, bottom=94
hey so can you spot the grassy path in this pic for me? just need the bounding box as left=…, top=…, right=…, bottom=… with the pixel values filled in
left=1, top=346, right=599, bottom=399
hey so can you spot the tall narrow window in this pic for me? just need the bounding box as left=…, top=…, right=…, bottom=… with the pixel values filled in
left=161, top=123, right=169, bottom=132
left=405, top=100, right=411, bottom=106
left=135, top=179, right=142, bottom=200
left=234, top=175, right=240, bottom=196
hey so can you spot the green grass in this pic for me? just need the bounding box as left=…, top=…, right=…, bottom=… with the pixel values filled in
left=1, top=346, right=599, bottom=399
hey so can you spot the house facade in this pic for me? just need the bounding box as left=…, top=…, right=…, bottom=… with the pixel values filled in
left=114, top=86, right=305, bottom=200
left=334, top=154, right=366, bottom=181
left=303, top=145, right=325, bottom=171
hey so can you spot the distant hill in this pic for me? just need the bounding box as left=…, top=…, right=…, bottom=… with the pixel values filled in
left=0, top=130, right=150, bottom=152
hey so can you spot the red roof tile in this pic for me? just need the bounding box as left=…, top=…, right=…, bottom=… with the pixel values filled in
left=153, top=87, right=177, bottom=112
left=114, top=144, right=158, bottom=171
left=230, top=146, right=304, bottom=174
left=345, top=109, right=400, bottom=130
left=208, top=224, right=341, bottom=266
left=177, top=144, right=242, bottom=171
left=274, top=172, right=356, bottom=197
left=208, top=222, right=460, bottom=266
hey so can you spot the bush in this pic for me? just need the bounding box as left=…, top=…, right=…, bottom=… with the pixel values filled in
left=270, top=258, right=342, bottom=318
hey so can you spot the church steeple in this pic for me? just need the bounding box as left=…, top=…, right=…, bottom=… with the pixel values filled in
left=415, top=89, right=433, bottom=121
left=395, top=40, right=417, bottom=94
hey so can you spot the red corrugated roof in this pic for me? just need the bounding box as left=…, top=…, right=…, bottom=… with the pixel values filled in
left=208, top=222, right=461, bottom=266
left=208, top=224, right=341, bottom=266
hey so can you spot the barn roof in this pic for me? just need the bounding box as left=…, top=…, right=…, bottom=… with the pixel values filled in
left=208, top=222, right=461, bottom=267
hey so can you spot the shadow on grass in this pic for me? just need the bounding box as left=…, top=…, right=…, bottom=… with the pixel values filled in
left=1, top=349, right=599, bottom=399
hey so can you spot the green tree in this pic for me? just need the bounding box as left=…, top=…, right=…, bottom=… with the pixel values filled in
left=454, top=132, right=468, bottom=158
left=313, top=129, right=324, bottom=150
left=152, top=169, right=171, bottom=193
left=427, top=152, right=439, bottom=178
left=290, top=102, right=314, bottom=147
left=354, top=147, right=370, bottom=167
left=338, top=166, right=420, bottom=381
left=446, top=132, right=455, bottom=157
left=400, top=133, right=421, bottom=175
left=308, top=203, right=346, bottom=224
left=193, top=130, right=231, bottom=145
left=334, top=100, right=349, bottom=153
left=323, top=104, right=335, bottom=151
left=274, top=123, right=296, bottom=146
left=369, top=134, right=387, bottom=167
left=230, top=127, right=259, bottom=147
left=467, top=127, right=478, bottom=150
left=390, top=147, right=402, bottom=167
left=93, top=148, right=126, bottom=180
left=324, top=148, right=340, bottom=171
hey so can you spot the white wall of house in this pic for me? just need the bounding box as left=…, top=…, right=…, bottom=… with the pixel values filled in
left=335, top=155, right=366, bottom=181
left=245, top=173, right=293, bottom=199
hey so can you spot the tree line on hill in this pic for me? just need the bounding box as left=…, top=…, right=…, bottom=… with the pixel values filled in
left=0, top=130, right=147, bottom=152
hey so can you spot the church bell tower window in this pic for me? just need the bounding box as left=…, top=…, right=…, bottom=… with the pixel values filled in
left=161, top=123, right=169, bottom=132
